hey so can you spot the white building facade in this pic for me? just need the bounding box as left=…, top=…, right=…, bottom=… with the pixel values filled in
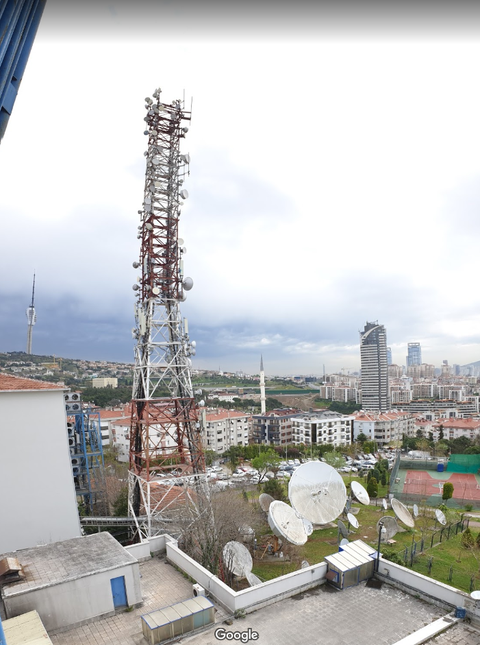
left=291, top=411, right=353, bottom=448
left=201, top=408, right=251, bottom=454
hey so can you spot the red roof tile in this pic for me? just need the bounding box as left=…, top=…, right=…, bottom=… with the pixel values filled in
left=0, top=374, right=66, bottom=392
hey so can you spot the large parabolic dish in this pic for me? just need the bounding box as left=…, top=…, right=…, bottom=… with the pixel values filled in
left=351, top=480, right=370, bottom=506
left=222, top=541, right=253, bottom=577
left=391, top=498, right=415, bottom=528
left=259, top=493, right=274, bottom=513
left=268, top=501, right=308, bottom=546
left=288, top=462, right=347, bottom=525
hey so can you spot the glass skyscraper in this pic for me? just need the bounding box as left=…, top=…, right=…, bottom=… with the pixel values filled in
left=407, top=342, right=422, bottom=367
left=360, top=321, right=389, bottom=412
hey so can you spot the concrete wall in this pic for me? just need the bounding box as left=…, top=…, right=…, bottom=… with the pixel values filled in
left=377, top=559, right=472, bottom=612
left=124, top=535, right=166, bottom=561
left=3, top=563, right=142, bottom=633
left=165, top=536, right=327, bottom=614
left=0, top=389, right=81, bottom=553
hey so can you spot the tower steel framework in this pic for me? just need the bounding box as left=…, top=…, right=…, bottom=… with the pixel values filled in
left=128, top=89, right=206, bottom=540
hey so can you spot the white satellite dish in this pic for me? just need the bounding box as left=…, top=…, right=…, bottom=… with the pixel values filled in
left=268, top=501, right=308, bottom=546
left=303, top=518, right=314, bottom=536
left=222, top=541, right=253, bottom=577
left=435, top=509, right=447, bottom=526
left=339, top=538, right=349, bottom=547
left=471, top=590, right=480, bottom=600
left=246, top=571, right=262, bottom=587
left=301, top=560, right=311, bottom=569
left=337, top=519, right=349, bottom=540
left=391, top=498, right=415, bottom=528
left=377, top=516, right=399, bottom=541
left=382, top=498, right=388, bottom=511
left=351, top=481, right=370, bottom=506
left=288, top=462, right=346, bottom=525
left=413, top=503, right=419, bottom=518
left=259, top=493, right=274, bottom=513
left=347, top=512, right=359, bottom=529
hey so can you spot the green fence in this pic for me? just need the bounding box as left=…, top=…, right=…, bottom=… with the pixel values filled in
left=447, top=454, right=480, bottom=474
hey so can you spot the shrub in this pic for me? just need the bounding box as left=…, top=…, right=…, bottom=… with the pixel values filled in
left=263, top=478, right=286, bottom=502
left=367, top=477, right=378, bottom=498
left=462, top=527, right=475, bottom=549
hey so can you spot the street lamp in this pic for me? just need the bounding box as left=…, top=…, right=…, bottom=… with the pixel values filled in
left=376, top=521, right=386, bottom=572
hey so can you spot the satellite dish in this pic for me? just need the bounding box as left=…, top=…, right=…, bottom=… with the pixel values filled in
left=391, top=498, right=415, bottom=528
left=377, top=516, right=399, bottom=541
left=301, top=560, right=311, bottom=569
left=259, top=493, right=274, bottom=513
left=339, top=538, right=349, bottom=547
left=288, top=462, right=346, bottom=525
left=435, top=509, right=447, bottom=526
left=337, top=519, right=349, bottom=540
left=347, top=512, right=359, bottom=529
left=303, top=518, right=314, bottom=536
left=222, top=541, right=253, bottom=577
left=350, top=481, right=370, bottom=505
left=179, top=189, right=189, bottom=200
left=471, top=590, right=480, bottom=600
left=413, top=503, right=419, bottom=518
left=246, top=571, right=262, bottom=587
left=383, top=498, right=388, bottom=511
left=268, top=501, right=308, bottom=546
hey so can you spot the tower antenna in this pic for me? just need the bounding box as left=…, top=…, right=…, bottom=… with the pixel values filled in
left=128, top=89, right=206, bottom=541
left=26, top=273, right=36, bottom=354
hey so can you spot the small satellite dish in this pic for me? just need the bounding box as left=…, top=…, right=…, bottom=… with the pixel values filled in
left=246, top=571, right=262, bottom=587
left=268, top=501, right=308, bottom=546
left=435, top=509, right=447, bottom=526
left=471, top=590, right=480, bottom=600
left=259, top=493, right=274, bottom=513
left=301, top=560, right=311, bottom=569
left=303, top=518, right=314, bottom=536
left=351, top=481, right=370, bottom=505
left=337, top=519, right=349, bottom=540
left=183, top=277, right=194, bottom=291
left=413, top=503, right=419, bottom=518
left=377, top=516, right=399, bottom=541
left=288, top=462, right=346, bottom=525
left=383, top=498, right=388, bottom=511
left=179, top=189, right=189, bottom=200
left=152, top=287, right=160, bottom=296
left=223, top=541, right=253, bottom=577
left=347, top=512, right=359, bottom=529
left=391, top=498, right=415, bottom=528
left=339, top=538, right=349, bottom=547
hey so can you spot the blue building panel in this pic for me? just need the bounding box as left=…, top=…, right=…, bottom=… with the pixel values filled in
left=0, top=0, right=46, bottom=143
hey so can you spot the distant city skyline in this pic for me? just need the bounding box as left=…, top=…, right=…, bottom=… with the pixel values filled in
left=3, top=4, right=480, bottom=376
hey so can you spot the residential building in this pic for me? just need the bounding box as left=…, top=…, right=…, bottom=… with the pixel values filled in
left=407, top=364, right=435, bottom=379
left=432, top=418, right=480, bottom=442
left=359, top=321, right=389, bottom=412
left=251, top=408, right=301, bottom=445
left=201, top=408, right=251, bottom=454
left=291, top=411, right=353, bottom=448
left=92, top=377, right=118, bottom=388
left=0, top=374, right=81, bottom=552
left=353, top=410, right=416, bottom=445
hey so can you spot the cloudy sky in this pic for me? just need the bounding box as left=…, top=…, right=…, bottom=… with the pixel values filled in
left=2, top=1, right=480, bottom=376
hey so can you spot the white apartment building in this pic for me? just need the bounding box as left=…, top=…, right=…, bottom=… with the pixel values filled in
left=291, top=411, right=353, bottom=448
left=201, top=408, right=251, bottom=454
left=318, top=385, right=359, bottom=402
left=353, top=410, right=415, bottom=446
left=431, top=418, right=480, bottom=442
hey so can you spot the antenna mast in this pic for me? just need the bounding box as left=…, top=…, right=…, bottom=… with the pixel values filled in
left=26, top=273, right=36, bottom=354
left=128, top=88, right=206, bottom=540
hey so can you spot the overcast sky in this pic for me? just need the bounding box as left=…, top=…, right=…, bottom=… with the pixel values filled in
left=2, top=1, right=480, bottom=376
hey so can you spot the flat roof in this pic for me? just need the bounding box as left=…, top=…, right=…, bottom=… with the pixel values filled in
left=1, top=532, right=137, bottom=597
left=2, top=610, right=53, bottom=644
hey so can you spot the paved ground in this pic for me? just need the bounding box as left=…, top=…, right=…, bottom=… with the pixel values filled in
left=49, top=558, right=480, bottom=645
left=180, top=582, right=480, bottom=645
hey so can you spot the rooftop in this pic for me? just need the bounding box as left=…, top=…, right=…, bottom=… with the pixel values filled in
left=1, top=533, right=136, bottom=597
left=0, top=373, right=66, bottom=392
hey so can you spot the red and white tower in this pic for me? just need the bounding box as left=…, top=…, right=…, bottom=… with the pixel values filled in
left=128, top=89, right=205, bottom=539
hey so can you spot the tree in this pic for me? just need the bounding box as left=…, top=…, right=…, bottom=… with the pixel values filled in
left=462, top=527, right=475, bottom=549
left=263, top=478, right=286, bottom=502
left=476, top=532, right=480, bottom=549
left=112, top=486, right=128, bottom=516
left=357, top=432, right=368, bottom=444
left=442, top=482, right=454, bottom=502
left=204, top=450, right=218, bottom=466
left=323, top=450, right=346, bottom=470
left=252, top=450, right=281, bottom=482
left=367, top=477, right=378, bottom=498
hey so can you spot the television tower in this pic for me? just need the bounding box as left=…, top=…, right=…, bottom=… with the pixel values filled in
left=26, top=274, right=36, bottom=354
left=128, top=88, right=206, bottom=539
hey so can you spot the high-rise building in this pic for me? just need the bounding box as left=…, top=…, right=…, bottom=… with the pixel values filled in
left=387, top=347, right=392, bottom=365
left=406, top=342, right=422, bottom=367
left=360, top=321, right=389, bottom=412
